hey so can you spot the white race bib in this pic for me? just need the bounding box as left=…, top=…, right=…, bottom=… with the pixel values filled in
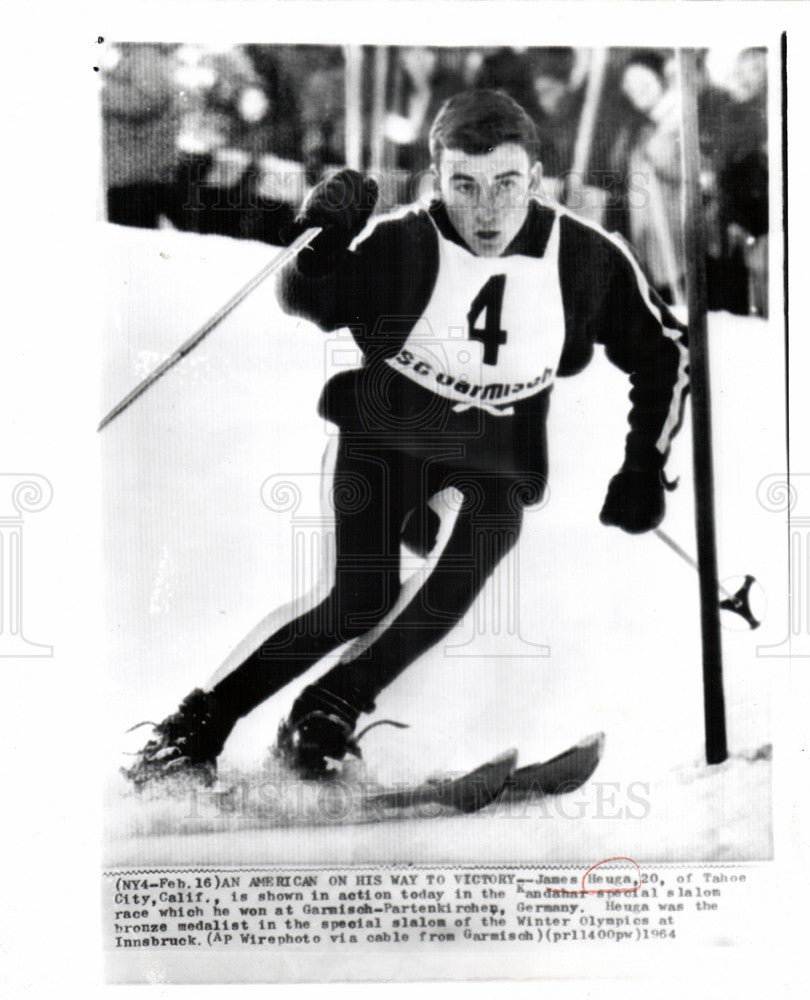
left=386, top=215, right=566, bottom=410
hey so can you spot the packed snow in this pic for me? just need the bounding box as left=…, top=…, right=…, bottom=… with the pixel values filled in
left=101, top=223, right=782, bottom=866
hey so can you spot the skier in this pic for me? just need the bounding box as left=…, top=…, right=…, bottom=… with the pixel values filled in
left=126, top=89, right=688, bottom=785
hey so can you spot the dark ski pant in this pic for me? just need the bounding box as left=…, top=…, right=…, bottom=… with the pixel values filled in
left=212, top=437, right=532, bottom=725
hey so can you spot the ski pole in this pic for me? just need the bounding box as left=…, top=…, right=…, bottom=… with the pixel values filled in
left=97, top=226, right=322, bottom=432
left=654, top=528, right=760, bottom=630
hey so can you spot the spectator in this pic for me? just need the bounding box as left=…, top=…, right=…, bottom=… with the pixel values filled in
left=386, top=48, right=467, bottom=184
left=242, top=45, right=303, bottom=162
left=473, top=47, right=541, bottom=120
left=300, top=49, right=347, bottom=183
left=234, top=46, right=304, bottom=245
left=716, top=48, right=768, bottom=315
left=622, top=55, right=686, bottom=304
left=529, top=48, right=585, bottom=183
left=474, top=47, right=584, bottom=189
left=586, top=50, right=672, bottom=239
left=699, top=47, right=768, bottom=314
left=102, top=43, right=182, bottom=228
left=173, top=44, right=270, bottom=238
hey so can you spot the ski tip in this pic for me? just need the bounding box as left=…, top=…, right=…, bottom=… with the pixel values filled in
left=490, top=748, right=520, bottom=768
left=506, top=732, right=606, bottom=800
left=578, top=731, right=606, bottom=755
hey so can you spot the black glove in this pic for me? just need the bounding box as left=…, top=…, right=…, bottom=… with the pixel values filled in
left=293, top=169, right=378, bottom=268
left=599, top=467, right=665, bottom=534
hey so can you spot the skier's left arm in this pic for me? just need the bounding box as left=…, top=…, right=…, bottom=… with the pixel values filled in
left=595, top=246, right=689, bottom=534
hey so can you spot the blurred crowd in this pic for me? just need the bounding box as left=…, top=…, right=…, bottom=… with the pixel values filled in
left=100, top=43, right=769, bottom=315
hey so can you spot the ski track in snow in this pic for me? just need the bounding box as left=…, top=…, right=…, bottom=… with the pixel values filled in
left=102, top=224, right=780, bottom=866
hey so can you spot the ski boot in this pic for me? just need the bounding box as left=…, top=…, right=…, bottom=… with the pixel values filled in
left=274, top=685, right=363, bottom=780
left=274, top=684, right=409, bottom=780
left=123, top=688, right=233, bottom=787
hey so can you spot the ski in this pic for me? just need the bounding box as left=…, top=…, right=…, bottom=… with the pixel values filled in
left=361, top=732, right=605, bottom=816
left=362, top=749, right=519, bottom=815
left=498, top=731, right=605, bottom=802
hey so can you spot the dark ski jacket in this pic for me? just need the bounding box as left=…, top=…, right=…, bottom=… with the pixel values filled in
left=278, top=199, right=688, bottom=488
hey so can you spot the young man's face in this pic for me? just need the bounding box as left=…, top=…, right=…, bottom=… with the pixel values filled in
left=435, top=143, right=541, bottom=257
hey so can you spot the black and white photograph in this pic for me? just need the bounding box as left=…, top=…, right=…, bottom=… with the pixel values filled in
left=101, top=33, right=778, bottom=865
left=5, top=0, right=809, bottom=995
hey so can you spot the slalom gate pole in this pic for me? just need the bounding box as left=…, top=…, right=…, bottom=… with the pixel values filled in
left=343, top=45, right=364, bottom=171
left=370, top=46, right=389, bottom=177
left=677, top=49, right=728, bottom=764
left=97, top=227, right=322, bottom=432
left=570, top=49, right=609, bottom=185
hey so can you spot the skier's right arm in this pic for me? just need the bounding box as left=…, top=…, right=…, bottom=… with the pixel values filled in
left=277, top=169, right=379, bottom=331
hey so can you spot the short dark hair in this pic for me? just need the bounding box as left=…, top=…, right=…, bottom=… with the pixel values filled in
left=428, top=89, right=539, bottom=164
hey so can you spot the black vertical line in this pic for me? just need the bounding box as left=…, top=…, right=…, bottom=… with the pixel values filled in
left=781, top=33, right=792, bottom=626
left=781, top=33, right=790, bottom=481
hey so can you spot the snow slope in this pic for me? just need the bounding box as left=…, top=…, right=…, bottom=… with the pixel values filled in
left=100, top=223, right=783, bottom=866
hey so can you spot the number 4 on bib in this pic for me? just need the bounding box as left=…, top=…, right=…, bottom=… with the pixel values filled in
left=467, top=274, right=507, bottom=365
